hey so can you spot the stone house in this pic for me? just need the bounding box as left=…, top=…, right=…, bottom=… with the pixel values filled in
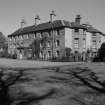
left=8, top=15, right=105, bottom=61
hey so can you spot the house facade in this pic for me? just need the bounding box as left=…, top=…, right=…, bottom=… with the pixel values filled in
left=8, top=15, right=105, bottom=61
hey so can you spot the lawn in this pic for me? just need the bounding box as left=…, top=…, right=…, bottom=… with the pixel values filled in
left=11, top=63, right=105, bottom=105
left=0, top=58, right=105, bottom=105
left=0, top=58, right=82, bottom=68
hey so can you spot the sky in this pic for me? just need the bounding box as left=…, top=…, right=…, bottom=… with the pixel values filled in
left=0, top=0, right=105, bottom=36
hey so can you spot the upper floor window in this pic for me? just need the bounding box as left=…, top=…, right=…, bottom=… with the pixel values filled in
left=40, top=51, right=43, bottom=58
left=46, top=32, right=50, bottom=37
left=74, top=38, right=79, bottom=48
left=55, top=29, right=60, bottom=36
left=29, top=33, right=35, bottom=38
left=56, top=50, right=60, bottom=57
left=56, top=40, right=60, bottom=47
left=12, top=37, right=16, bottom=42
left=9, top=37, right=12, bottom=41
left=26, top=34, right=29, bottom=39
left=74, top=29, right=79, bottom=33
left=92, top=40, right=97, bottom=49
left=19, top=35, right=23, bottom=40
left=83, top=30, right=86, bottom=35
left=48, top=51, right=51, bottom=57
left=43, top=32, right=50, bottom=38
left=40, top=42, right=43, bottom=48
left=83, top=39, right=86, bottom=49
left=92, top=40, right=96, bottom=44
left=34, top=34, right=36, bottom=39
left=39, top=32, right=43, bottom=38
left=92, top=33, right=96, bottom=36
left=15, top=36, right=19, bottom=41
left=47, top=41, right=51, bottom=47
left=36, top=33, right=41, bottom=38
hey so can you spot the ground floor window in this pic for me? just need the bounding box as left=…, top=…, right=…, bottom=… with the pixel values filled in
left=40, top=51, right=43, bottom=58
left=56, top=50, right=60, bottom=57
left=48, top=51, right=51, bottom=58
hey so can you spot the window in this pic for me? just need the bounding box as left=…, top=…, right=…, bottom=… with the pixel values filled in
left=74, top=29, right=79, bottom=32
left=16, top=36, right=19, bottom=40
left=79, top=29, right=83, bottom=34
left=48, top=31, right=51, bottom=37
left=46, top=32, right=50, bottom=37
left=92, top=40, right=97, bottom=49
left=19, top=35, right=23, bottom=40
left=12, top=37, right=16, bottom=42
left=55, top=29, right=60, bottom=36
left=40, top=51, right=43, bottom=58
left=36, top=33, right=41, bottom=38
left=9, top=37, right=12, bottom=41
left=92, top=40, right=96, bottom=45
left=74, top=38, right=79, bottom=48
left=34, top=34, right=36, bottom=38
left=83, top=39, right=86, bottom=49
left=48, top=51, right=51, bottom=57
left=29, top=33, right=35, bottom=38
left=56, top=40, right=60, bottom=47
left=83, top=30, right=86, bottom=35
left=40, top=42, right=43, bottom=48
left=40, top=33, right=43, bottom=38
left=47, top=41, right=51, bottom=47
left=92, top=33, right=96, bottom=36
left=26, top=34, right=29, bottom=39
left=57, top=29, right=60, bottom=35
left=56, top=51, right=60, bottom=57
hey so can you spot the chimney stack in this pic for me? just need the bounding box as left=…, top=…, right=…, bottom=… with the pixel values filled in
left=20, top=18, right=26, bottom=29
left=75, top=14, right=81, bottom=24
left=35, top=15, right=40, bottom=26
left=50, top=10, right=56, bottom=22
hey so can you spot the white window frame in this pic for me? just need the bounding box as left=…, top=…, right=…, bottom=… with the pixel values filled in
left=56, top=50, right=60, bottom=57
left=48, top=51, right=51, bottom=58
left=74, top=38, right=79, bottom=49
left=47, top=41, right=51, bottom=47
left=83, top=39, right=86, bottom=49
left=56, top=40, right=60, bottom=47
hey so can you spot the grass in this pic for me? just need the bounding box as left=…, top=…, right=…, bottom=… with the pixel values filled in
left=1, top=58, right=105, bottom=105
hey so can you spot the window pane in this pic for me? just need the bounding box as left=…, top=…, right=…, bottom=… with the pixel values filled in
left=74, top=38, right=79, bottom=48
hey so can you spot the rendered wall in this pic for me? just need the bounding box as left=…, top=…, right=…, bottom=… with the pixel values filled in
left=65, top=28, right=72, bottom=49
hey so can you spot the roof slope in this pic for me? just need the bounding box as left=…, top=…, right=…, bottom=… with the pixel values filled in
left=8, top=20, right=87, bottom=37
left=9, top=20, right=103, bottom=37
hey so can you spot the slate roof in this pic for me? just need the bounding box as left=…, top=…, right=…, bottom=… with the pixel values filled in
left=9, top=20, right=104, bottom=37
left=71, top=22, right=86, bottom=29
left=8, top=20, right=87, bottom=37
left=87, top=27, right=101, bottom=33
